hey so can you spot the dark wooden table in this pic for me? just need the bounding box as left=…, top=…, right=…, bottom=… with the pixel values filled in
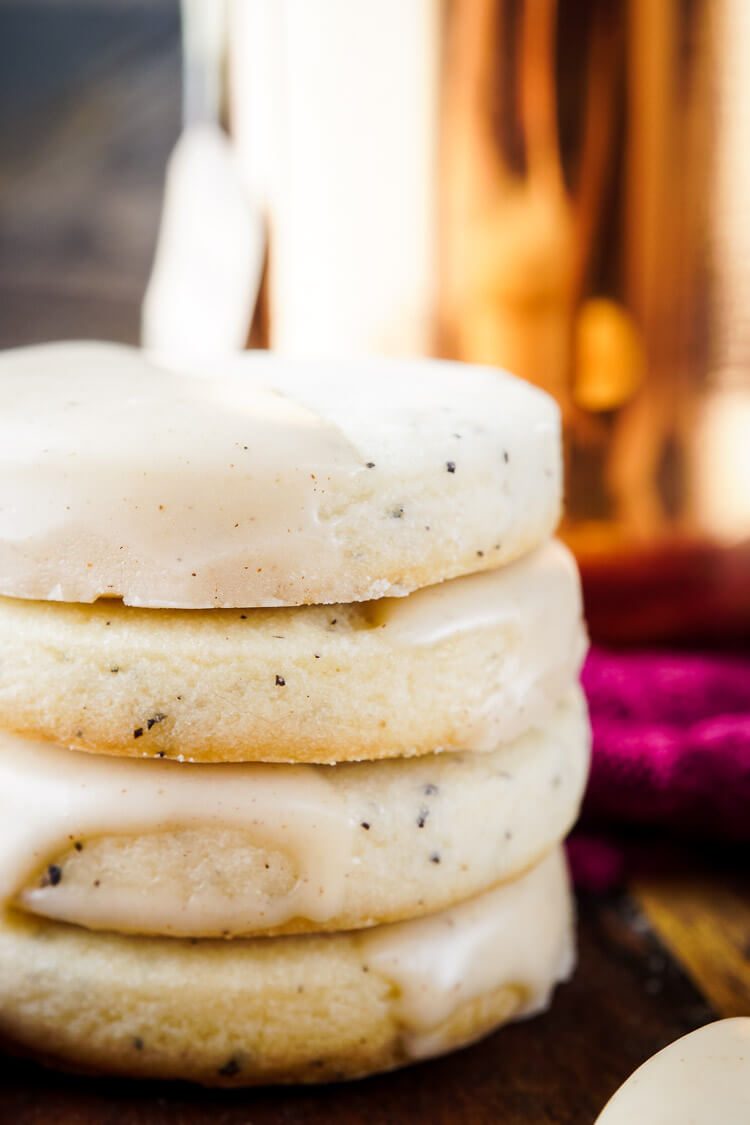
left=0, top=5, right=748, bottom=1123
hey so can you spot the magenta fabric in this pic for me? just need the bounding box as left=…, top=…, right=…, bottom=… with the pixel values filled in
left=568, top=647, right=750, bottom=890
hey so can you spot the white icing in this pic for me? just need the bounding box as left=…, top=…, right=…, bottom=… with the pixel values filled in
left=370, top=541, right=577, bottom=645
left=0, top=691, right=589, bottom=937
left=0, top=342, right=561, bottom=607
left=361, top=848, right=574, bottom=1059
left=371, top=539, right=586, bottom=751
left=0, top=740, right=354, bottom=934
left=595, top=1018, right=750, bottom=1124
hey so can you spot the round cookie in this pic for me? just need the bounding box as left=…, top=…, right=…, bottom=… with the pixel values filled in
left=0, top=342, right=561, bottom=608
left=595, top=1019, right=750, bottom=1124
left=0, top=539, right=585, bottom=763
left=0, top=849, right=573, bottom=1086
left=2, top=690, right=588, bottom=937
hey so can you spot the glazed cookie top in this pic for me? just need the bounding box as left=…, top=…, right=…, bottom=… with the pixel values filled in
left=0, top=342, right=561, bottom=607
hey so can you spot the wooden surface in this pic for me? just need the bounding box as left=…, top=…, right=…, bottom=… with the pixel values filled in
left=0, top=5, right=748, bottom=1123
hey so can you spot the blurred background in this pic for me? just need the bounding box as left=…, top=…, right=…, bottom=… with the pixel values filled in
left=1, top=0, right=748, bottom=647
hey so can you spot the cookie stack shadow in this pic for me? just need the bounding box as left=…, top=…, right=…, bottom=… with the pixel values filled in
left=0, top=344, right=590, bottom=1085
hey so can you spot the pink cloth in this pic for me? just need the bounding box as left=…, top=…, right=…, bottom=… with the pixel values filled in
left=568, top=647, right=750, bottom=890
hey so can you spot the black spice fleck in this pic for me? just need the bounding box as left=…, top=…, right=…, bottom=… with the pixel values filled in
left=156, top=751, right=166, bottom=759
left=275, top=675, right=286, bottom=687
left=360, top=821, right=371, bottom=831
left=110, top=665, right=119, bottom=674
left=429, top=852, right=441, bottom=864
left=423, top=783, right=438, bottom=796
left=74, top=841, right=84, bottom=852
left=391, top=506, right=404, bottom=519
left=43, top=865, right=63, bottom=887
left=446, top=461, right=456, bottom=473
left=476, top=550, right=484, bottom=558
left=146, top=713, right=167, bottom=731
left=503, top=450, right=510, bottom=463
left=218, top=1057, right=242, bottom=1078
left=329, top=618, right=337, bottom=626
left=416, top=807, right=429, bottom=828
left=133, top=728, right=144, bottom=739
left=366, top=462, right=376, bottom=469
left=133, top=1037, right=144, bottom=1051
left=239, top=614, right=248, bottom=620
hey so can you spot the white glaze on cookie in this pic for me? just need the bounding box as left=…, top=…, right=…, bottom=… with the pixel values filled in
left=361, top=848, right=574, bottom=1059
left=0, top=691, right=589, bottom=937
left=0, top=743, right=354, bottom=933
left=0, top=342, right=561, bottom=607
left=0, top=849, right=574, bottom=1082
left=595, top=1018, right=750, bottom=1124
left=0, top=539, right=586, bottom=764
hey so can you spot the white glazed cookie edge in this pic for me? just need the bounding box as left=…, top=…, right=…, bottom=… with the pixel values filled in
left=0, top=849, right=574, bottom=1085
left=3, top=689, right=589, bottom=937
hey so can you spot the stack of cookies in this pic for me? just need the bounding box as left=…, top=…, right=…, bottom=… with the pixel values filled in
left=0, top=343, right=589, bottom=1085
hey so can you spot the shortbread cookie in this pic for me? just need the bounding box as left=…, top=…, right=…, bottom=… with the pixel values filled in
left=0, top=849, right=573, bottom=1085
left=2, top=690, right=588, bottom=937
left=0, top=342, right=561, bottom=607
left=0, top=539, right=584, bottom=763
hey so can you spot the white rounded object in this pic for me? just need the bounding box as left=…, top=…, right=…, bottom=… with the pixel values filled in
left=0, top=849, right=574, bottom=1085
left=0, top=342, right=562, bottom=607
left=0, top=690, right=589, bottom=937
left=596, top=1018, right=750, bottom=1124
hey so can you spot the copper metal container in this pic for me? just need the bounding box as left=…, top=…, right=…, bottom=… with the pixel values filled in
left=230, top=1, right=750, bottom=641
left=438, top=0, right=750, bottom=641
